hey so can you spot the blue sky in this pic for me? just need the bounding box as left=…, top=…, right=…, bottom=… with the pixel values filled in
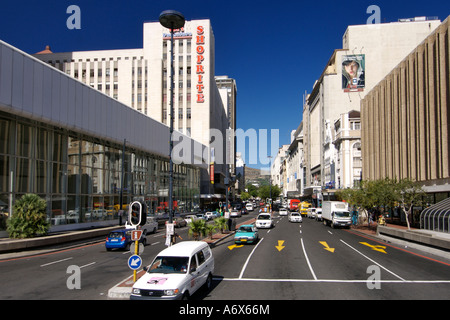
left=1, top=0, right=448, bottom=169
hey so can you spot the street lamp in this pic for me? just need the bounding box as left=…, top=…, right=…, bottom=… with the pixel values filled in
left=159, top=10, right=185, bottom=239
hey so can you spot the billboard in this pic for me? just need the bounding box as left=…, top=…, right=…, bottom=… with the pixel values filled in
left=342, top=54, right=365, bottom=91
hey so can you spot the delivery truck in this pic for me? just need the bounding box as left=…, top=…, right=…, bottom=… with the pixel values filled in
left=322, top=201, right=351, bottom=228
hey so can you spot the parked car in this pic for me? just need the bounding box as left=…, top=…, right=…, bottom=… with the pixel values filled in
left=288, top=212, right=303, bottom=223
left=125, top=216, right=158, bottom=235
left=230, top=210, right=241, bottom=218
left=196, top=213, right=206, bottom=220
left=255, top=213, right=274, bottom=229
left=173, top=217, right=187, bottom=228
left=131, top=241, right=214, bottom=300
left=184, top=215, right=198, bottom=224
left=105, top=229, right=146, bottom=251
left=234, top=225, right=259, bottom=244
left=204, top=212, right=215, bottom=220
left=315, top=208, right=323, bottom=222
left=279, top=208, right=288, bottom=216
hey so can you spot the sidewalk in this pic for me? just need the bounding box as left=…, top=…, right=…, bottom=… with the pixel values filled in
left=349, top=221, right=450, bottom=251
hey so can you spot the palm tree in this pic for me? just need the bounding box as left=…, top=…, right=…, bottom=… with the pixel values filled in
left=214, top=217, right=228, bottom=234
left=188, top=219, right=206, bottom=240
left=205, top=223, right=217, bottom=240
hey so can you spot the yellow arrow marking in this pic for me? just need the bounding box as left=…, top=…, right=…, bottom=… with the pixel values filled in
left=228, top=244, right=244, bottom=251
left=319, top=241, right=335, bottom=253
left=360, top=242, right=387, bottom=254
left=275, top=240, right=285, bottom=252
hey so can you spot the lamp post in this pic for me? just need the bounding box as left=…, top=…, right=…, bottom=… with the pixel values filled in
left=159, top=10, right=185, bottom=243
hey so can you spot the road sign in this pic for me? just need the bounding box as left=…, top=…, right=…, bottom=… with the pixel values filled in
left=131, top=230, right=142, bottom=241
left=128, top=255, right=142, bottom=270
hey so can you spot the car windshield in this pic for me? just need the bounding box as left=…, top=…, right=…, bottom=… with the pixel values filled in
left=148, top=256, right=190, bottom=274
left=335, top=211, right=350, bottom=217
left=258, top=215, right=271, bottom=220
left=291, top=213, right=300, bottom=216
left=239, top=226, right=253, bottom=232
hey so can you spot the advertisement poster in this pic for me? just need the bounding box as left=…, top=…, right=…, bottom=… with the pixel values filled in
left=342, top=54, right=365, bottom=91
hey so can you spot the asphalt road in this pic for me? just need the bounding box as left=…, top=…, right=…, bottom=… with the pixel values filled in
left=205, top=214, right=450, bottom=300
left=1, top=210, right=449, bottom=300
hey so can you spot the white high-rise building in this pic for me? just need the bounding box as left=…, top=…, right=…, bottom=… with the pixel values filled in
left=34, top=19, right=235, bottom=196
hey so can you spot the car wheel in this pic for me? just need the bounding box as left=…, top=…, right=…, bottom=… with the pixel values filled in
left=181, top=291, right=190, bottom=300
left=204, top=273, right=213, bottom=291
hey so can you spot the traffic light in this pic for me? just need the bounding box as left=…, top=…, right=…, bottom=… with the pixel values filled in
left=129, top=201, right=146, bottom=227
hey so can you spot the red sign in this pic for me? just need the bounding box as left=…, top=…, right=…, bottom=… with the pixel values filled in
left=131, top=230, right=143, bottom=241
left=196, top=25, right=205, bottom=103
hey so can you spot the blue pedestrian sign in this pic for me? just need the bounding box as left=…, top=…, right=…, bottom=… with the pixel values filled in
left=128, top=254, right=142, bottom=270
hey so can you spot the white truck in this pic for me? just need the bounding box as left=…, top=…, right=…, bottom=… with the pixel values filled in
left=322, top=201, right=351, bottom=228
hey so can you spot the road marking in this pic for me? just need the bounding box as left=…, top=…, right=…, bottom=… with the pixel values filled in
left=328, top=231, right=333, bottom=235
left=151, top=242, right=160, bottom=246
left=300, top=238, right=317, bottom=281
left=228, top=244, right=244, bottom=251
left=360, top=242, right=387, bottom=254
left=239, top=237, right=264, bottom=279
left=275, top=240, right=285, bottom=252
left=80, top=262, right=96, bottom=269
left=40, top=257, right=73, bottom=267
left=340, top=240, right=405, bottom=281
left=213, top=277, right=450, bottom=284
left=319, top=241, right=335, bottom=253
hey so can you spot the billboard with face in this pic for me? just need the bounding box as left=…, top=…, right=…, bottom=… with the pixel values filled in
left=342, top=54, right=365, bottom=91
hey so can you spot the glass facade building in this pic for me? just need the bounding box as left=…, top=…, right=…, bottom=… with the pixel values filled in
left=0, top=111, right=200, bottom=230
left=0, top=39, right=204, bottom=233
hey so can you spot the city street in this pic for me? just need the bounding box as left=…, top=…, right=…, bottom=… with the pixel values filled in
left=206, top=215, right=450, bottom=300
left=0, top=211, right=449, bottom=300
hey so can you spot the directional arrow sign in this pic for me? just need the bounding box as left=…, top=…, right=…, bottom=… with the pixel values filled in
left=275, top=240, right=285, bottom=252
left=319, top=241, right=335, bottom=253
left=360, top=242, right=387, bottom=254
left=228, top=244, right=244, bottom=251
left=128, top=254, right=143, bottom=270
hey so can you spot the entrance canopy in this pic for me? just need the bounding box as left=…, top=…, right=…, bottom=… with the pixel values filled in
left=420, top=197, right=450, bottom=234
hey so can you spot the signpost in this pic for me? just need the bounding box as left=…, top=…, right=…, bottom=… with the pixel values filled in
left=128, top=255, right=142, bottom=270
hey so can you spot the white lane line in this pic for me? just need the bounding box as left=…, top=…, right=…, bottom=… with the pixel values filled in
left=80, top=262, right=96, bottom=269
left=213, top=277, right=450, bottom=284
left=301, top=238, right=317, bottom=281
left=239, top=237, right=264, bottom=279
left=40, top=257, right=73, bottom=267
left=151, top=242, right=160, bottom=246
left=340, top=239, right=406, bottom=281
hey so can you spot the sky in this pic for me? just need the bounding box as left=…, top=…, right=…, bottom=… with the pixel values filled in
left=0, top=0, right=448, bottom=169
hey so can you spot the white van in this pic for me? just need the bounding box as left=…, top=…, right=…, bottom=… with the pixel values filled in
left=245, top=203, right=254, bottom=211
left=130, top=241, right=214, bottom=300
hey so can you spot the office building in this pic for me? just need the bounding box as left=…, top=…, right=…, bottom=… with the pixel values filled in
left=361, top=16, right=450, bottom=202
left=0, top=39, right=205, bottom=234
left=34, top=19, right=236, bottom=199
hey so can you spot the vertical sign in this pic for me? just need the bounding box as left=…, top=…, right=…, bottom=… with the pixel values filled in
left=196, top=25, right=205, bottom=103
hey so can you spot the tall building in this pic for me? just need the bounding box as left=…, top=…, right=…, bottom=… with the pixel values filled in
left=34, top=19, right=236, bottom=199
left=302, top=17, right=441, bottom=199
left=361, top=16, right=450, bottom=203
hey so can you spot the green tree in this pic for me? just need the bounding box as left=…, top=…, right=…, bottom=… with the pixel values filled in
left=213, top=217, right=228, bottom=234
left=257, top=184, right=281, bottom=200
left=392, top=178, right=425, bottom=230
left=7, top=194, right=50, bottom=239
left=240, top=192, right=250, bottom=201
left=188, top=219, right=206, bottom=240
left=204, top=223, right=217, bottom=240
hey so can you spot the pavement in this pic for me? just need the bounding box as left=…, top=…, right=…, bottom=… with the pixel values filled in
left=1, top=216, right=449, bottom=299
